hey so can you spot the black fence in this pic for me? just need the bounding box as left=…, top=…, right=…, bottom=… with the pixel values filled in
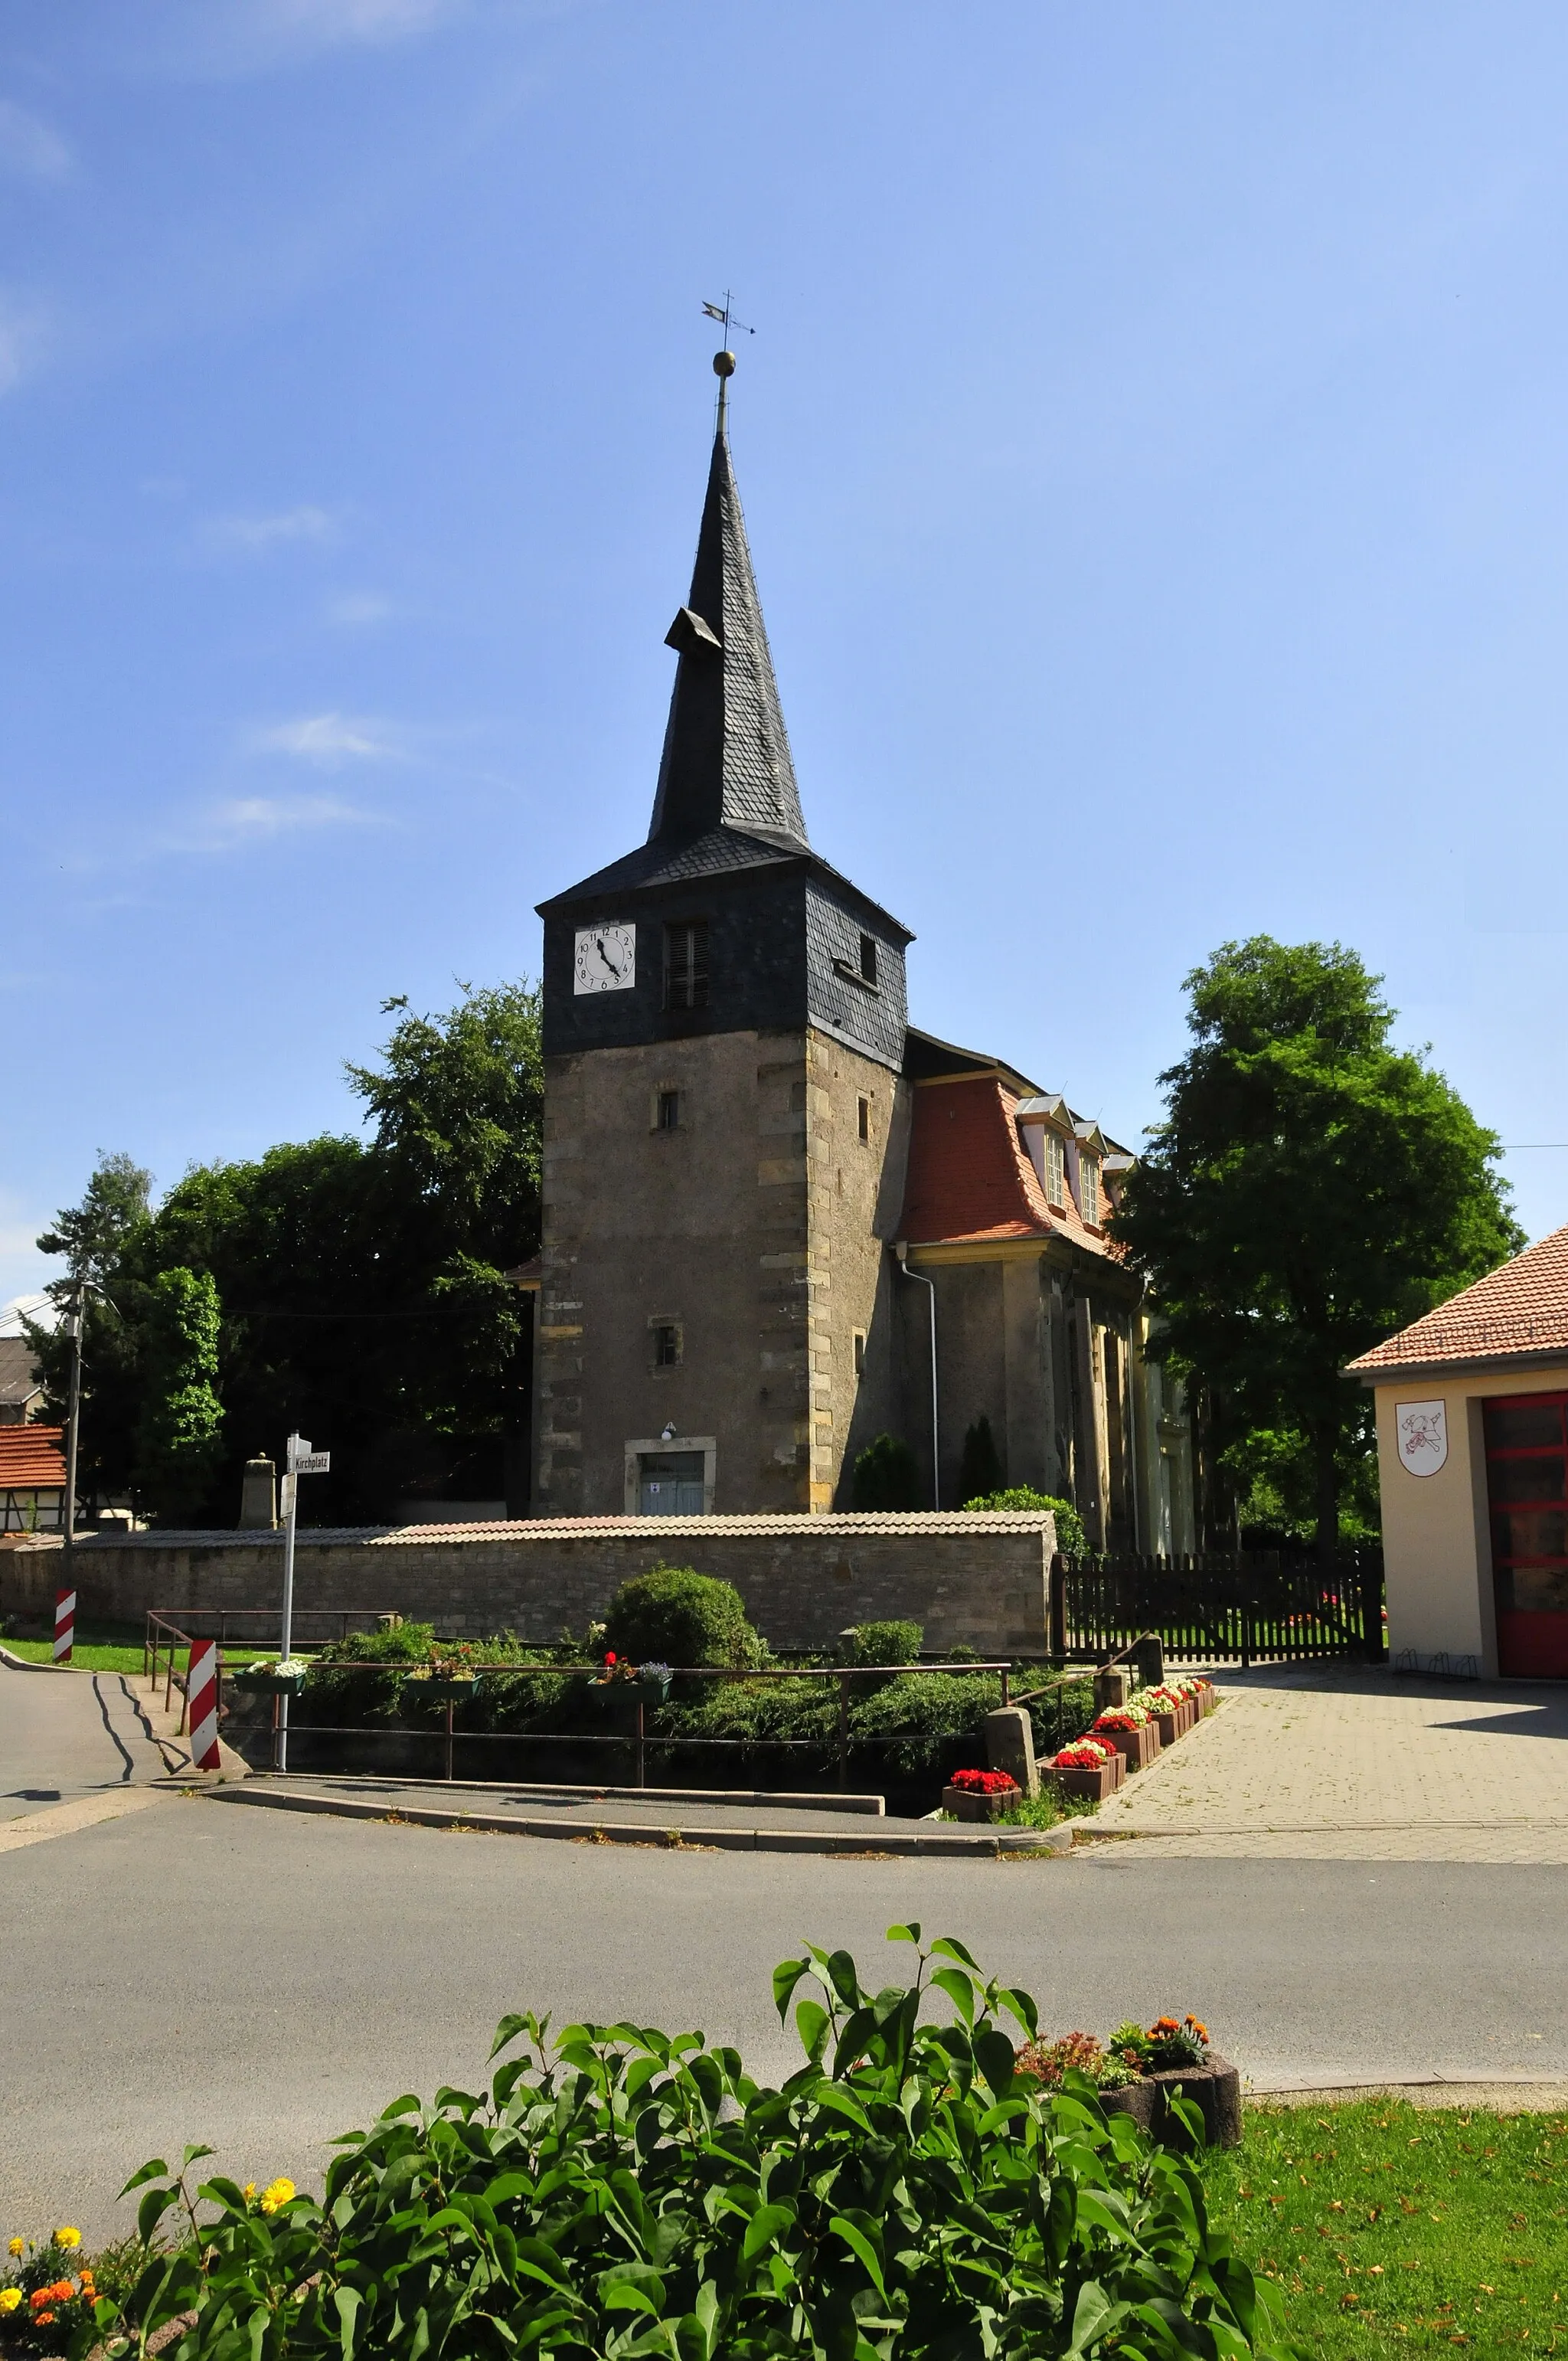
left=1051, top=1551, right=1385, bottom=1667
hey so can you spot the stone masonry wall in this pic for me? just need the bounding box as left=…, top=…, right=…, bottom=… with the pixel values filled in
left=43, top=1512, right=1056, bottom=1656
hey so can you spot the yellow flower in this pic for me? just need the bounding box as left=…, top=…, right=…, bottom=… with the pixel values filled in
left=243, top=2184, right=256, bottom=2203
left=54, top=2228, right=81, bottom=2250
left=0, top=2287, right=21, bottom=2314
left=5, top=2238, right=22, bottom=2257
left=259, top=2178, right=296, bottom=2215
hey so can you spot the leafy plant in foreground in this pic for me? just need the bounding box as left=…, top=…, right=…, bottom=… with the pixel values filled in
left=81, top=1932, right=1291, bottom=2359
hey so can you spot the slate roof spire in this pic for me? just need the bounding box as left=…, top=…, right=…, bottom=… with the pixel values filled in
left=647, top=349, right=809, bottom=851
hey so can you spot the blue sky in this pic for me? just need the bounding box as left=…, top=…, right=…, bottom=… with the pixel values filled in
left=5, top=0, right=1568, bottom=1310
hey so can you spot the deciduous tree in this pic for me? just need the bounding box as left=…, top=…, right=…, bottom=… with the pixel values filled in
left=1112, top=937, right=1522, bottom=1560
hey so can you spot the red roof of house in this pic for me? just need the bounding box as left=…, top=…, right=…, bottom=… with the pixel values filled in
left=897, top=1074, right=1118, bottom=1255
left=0, top=1425, right=67, bottom=1488
left=1347, top=1224, right=1568, bottom=1376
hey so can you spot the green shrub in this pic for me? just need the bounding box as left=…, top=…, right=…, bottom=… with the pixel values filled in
left=836, top=1618, right=923, bottom=1666
left=851, top=1431, right=923, bottom=1509
left=603, top=1563, right=761, bottom=1669
left=100, top=1931, right=1288, bottom=2359
left=962, top=1486, right=1088, bottom=1555
left=958, top=1411, right=1004, bottom=1503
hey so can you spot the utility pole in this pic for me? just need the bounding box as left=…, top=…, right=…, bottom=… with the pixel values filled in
left=276, top=1431, right=330, bottom=1774
left=64, top=1278, right=84, bottom=1546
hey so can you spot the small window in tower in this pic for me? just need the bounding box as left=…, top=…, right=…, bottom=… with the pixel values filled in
left=859, top=932, right=878, bottom=985
left=853, top=1329, right=866, bottom=1378
left=663, top=920, right=710, bottom=1010
left=857, top=1094, right=871, bottom=1143
left=652, top=1322, right=682, bottom=1368
left=656, top=1088, right=681, bottom=1132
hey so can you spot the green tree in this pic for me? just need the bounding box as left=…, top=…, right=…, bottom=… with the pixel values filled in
left=1112, top=937, right=1522, bottom=1561
left=136, top=1267, right=225, bottom=1522
left=32, top=979, right=546, bottom=1525
left=957, top=1414, right=1004, bottom=1504
left=851, top=1432, right=923, bottom=1511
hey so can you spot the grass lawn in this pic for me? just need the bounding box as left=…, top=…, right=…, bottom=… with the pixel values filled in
left=3, top=1635, right=286, bottom=1674
left=1204, top=2099, right=1568, bottom=2354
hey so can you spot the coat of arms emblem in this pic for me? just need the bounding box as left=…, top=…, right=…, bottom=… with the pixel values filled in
left=1395, top=1399, right=1448, bottom=1476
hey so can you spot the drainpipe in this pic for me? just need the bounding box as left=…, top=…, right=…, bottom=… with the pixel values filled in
left=894, top=1244, right=939, bottom=1509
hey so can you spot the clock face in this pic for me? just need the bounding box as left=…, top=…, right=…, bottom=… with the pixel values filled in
left=573, top=922, right=636, bottom=995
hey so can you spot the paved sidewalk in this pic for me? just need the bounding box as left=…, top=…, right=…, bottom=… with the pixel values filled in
left=1083, top=1663, right=1568, bottom=1859
left=0, top=1659, right=175, bottom=1820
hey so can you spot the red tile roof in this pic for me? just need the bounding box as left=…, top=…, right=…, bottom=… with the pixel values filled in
left=1347, top=1224, right=1568, bottom=1375
left=0, top=1425, right=67, bottom=1489
left=897, top=1075, right=1117, bottom=1256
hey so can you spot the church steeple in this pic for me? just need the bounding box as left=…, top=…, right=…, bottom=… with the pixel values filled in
left=647, top=349, right=809, bottom=851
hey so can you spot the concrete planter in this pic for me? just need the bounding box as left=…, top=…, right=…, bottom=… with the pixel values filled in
left=1149, top=1708, right=1181, bottom=1748
left=1101, top=2055, right=1242, bottom=2150
left=1096, top=1722, right=1160, bottom=1773
left=1049, top=1755, right=1123, bottom=1803
left=942, top=1784, right=1019, bottom=1822
left=1195, top=1684, right=1217, bottom=1717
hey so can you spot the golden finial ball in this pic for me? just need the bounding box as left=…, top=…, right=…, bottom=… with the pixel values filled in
left=713, top=349, right=737, bottom=378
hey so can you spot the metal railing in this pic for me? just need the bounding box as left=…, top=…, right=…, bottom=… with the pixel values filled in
left=142, top=1607, right=400, bottom=1735
left=243, top=1660, right=1018, bottom=1788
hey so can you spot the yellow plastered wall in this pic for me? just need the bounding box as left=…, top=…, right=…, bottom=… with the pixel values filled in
left=1372, top=1361, right=1568, bottom=1676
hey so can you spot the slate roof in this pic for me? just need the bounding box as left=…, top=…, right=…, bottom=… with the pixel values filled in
left=646, top=391, right=808, bottom=852
left=0, top=1336, right=43, bottom=1413
left=0, top=1424, right=67, bottom=1489
left=1347, top=1223, right=1568, bottom=1377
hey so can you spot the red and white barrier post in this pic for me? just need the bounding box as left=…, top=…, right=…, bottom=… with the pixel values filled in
left=53, top=1588, right=76, bottom=1664
left=187, top=1641, right=221, bottom=1772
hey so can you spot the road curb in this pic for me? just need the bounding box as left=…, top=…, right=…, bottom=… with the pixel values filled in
left=198, top=1781, right=1074, bottom=1857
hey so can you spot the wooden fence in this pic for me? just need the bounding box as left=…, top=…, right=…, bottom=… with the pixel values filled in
left=1050, top=1551, right=1385, bottom=1667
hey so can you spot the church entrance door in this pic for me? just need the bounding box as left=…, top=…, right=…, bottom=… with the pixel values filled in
left=639, top=1451, right=706, bottom=1515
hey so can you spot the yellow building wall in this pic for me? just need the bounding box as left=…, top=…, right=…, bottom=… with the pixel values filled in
left=1372, top=1361, right=1568, bottom=1676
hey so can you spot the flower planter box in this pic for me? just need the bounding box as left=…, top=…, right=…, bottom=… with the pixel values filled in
left=407, top=1677, right=479, bottom=1702
left=1149, top=1709, right=1180, bottom=1749
left=637, top=1674, right=671, bottom=1707
left=1195, top=1683, right=1217, bottom=1717
left=1096, top=1722, right=1160, bottom=1773
left=1100, top=2055, right=1242, bottom=2150
left=942, top=1784, right=1019, bottom=1823
left=1050, top=1755, right=1124, bottom=1803
left=230, top=1669, right=306, bottom=1697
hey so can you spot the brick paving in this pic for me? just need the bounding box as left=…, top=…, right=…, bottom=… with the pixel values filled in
left=1080, top=1662, right=1568, bottom=1861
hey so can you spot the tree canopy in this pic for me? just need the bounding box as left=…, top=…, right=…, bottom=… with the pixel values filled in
left=31, top=981, right=544, bottom=1525
left=1112, top=936, right=1522, bottom=1555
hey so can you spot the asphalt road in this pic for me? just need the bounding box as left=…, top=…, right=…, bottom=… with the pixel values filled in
left=0, top=1661, right=168, bottom=1820
left=4, top=1794, right=1566, bottom=2242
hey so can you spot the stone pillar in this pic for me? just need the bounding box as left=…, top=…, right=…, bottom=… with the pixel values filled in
left=239, top=1457, right=276, bottom=1530
left=1093, top=1664, right=1132, bottom=1715
left=985, top=1704, right=1039, bottom=1797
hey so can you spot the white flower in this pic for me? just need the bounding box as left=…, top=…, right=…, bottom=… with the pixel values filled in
left=274, top=1657, right=310, bottom=1676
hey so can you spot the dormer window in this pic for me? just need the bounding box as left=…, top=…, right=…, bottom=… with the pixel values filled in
left=858, top=932, right=878, bottom=986
left=1080, top=1155, right=1100, bottom=1226
left=1043, top=1130, right=1066, bottom=1207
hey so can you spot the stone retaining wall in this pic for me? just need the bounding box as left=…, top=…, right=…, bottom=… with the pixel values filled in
left=32, top=1512, right=1057, bottom=1655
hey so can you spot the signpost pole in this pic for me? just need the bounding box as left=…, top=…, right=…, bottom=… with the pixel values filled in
left=278, top=1433, right=301, bottom=1773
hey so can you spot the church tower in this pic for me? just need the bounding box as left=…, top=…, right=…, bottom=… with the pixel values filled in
left=534, top=350, right=914, bottom=1516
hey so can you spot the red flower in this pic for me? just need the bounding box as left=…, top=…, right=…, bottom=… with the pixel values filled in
left=604, top=1652, right=617, bottom=1666
left=949, top=1767, right=1018, bottom=1794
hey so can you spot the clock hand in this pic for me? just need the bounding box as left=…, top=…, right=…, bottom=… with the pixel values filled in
left=596, top=938, right=622, bottom=979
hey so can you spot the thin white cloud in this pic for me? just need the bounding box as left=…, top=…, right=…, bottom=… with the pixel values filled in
left=0, top=100, right=72, bottom=183
left=150, top=0, right=466, bottom=77
left=326, top=590, right=392, bottom=626
left=250, top=711, right=403, bottom=765
left=0, top=293, right=50, bottom=395
left=173, top=793, right=387, bottom=851
left=207, top=503, right=339, bottom=551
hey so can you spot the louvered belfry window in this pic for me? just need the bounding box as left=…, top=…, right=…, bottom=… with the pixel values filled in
left=663, top=920, right=710, bottom=1010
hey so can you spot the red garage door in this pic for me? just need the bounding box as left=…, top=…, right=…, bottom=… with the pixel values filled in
left=1486, top=1392, right=1568, bottom=1678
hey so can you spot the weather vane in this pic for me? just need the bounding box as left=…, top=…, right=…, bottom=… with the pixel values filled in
left=702, top=293, right=755, bottom=342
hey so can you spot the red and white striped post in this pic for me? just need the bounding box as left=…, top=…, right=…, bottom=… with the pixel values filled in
left=187, top=1642, right=221, bottom=1772
left=53, top=1588, right=76, bottom=1664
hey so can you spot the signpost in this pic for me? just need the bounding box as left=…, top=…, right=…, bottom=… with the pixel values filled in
left=276, top=1431, right=330, bottom=1773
